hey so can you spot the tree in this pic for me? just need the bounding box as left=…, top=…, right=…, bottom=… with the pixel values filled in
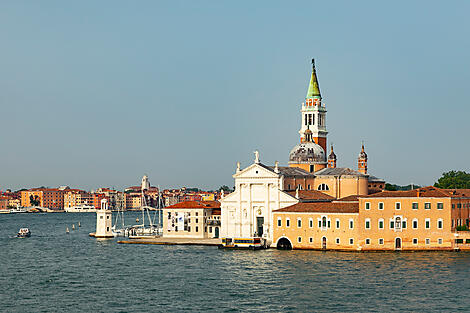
left=385, top=183, right=421, bottom=191
left=29, top=195, right=40, bottom=206
left=218, top=185, right=231, bottom=192
left=434, top=171, right=470, bottom=189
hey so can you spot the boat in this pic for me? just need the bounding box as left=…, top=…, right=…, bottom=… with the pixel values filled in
left=0, top=209, right=11, bottom=214
left=17, top=228, right=31, bottom=238
left=219, top=237, right=266, bottom=250
left=10, top=206, right=28, bottom=214
left=65, top=204, right=97, bottom=213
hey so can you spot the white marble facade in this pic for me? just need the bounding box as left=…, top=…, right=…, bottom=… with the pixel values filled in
left=220, top=154, right=298, bottom=247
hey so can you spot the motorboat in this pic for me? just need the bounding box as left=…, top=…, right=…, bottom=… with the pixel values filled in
left=65, top=205, right=96, bottom=213
left=17, top=228, right=31, bottom=238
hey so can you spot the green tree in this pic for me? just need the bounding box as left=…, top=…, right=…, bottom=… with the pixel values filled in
left=218, top=185, right=231, bottom=192
left=434, top=171, right=470, bottom=189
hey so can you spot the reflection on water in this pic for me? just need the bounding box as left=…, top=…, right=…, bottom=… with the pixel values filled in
left=1, top=213, right=470, bottom=312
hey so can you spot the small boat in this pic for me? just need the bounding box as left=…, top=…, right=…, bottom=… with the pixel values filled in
left=65, top=204, right=97, bottom=213
left=0, top=209, right=11, bottom=214
left=17, top=228, right=31, bottom=238
left=219, top=237, right=266, bottom=250
left=66, top=227, right=70, bottom=234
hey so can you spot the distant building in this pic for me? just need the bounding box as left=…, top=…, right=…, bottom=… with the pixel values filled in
left=163, top=201, right=221, bottom=239
left=20, top=188, right=66, bottom=210
left=63, top=189, right=93, bottom=208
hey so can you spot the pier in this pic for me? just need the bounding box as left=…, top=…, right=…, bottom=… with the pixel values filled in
left=117, top=237, right=221, bottom=246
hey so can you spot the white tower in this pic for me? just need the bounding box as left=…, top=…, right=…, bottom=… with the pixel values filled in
left=141, top=175, right=150, bottom=191
left=94, top=199, right=114, bottom=238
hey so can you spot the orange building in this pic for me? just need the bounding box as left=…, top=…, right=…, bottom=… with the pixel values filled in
left=20, top=188, right=65, bottom=210
left=272, top=186, right=470, bottom=251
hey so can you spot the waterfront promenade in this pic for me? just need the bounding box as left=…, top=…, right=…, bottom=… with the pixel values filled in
left=118, top=237, right=221, bottom=246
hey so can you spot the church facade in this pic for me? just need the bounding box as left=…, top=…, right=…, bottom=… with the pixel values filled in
left=220, top=60, right=384, bottom=247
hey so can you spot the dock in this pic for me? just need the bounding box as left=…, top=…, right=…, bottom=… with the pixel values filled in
left=117, top=237, right=222, bottom=246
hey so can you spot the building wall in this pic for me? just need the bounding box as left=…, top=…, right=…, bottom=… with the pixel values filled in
left=282, top=176, right=369, bottom=198
left=358, top=197, right=453, bottom=251
left=163, top=208, right=220, bottom=239
left=273, top=212, right=359, bottom=250
left=21, top=191, right=43, bottom=207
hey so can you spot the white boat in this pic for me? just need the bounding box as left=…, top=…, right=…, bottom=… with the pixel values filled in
left=65, top=205, right=97, bottom=213
left=10, top=207, right=28, bottom=214
left=17, top=228, right=31, bottom=238
left=0, top=209, right=11, bottom=214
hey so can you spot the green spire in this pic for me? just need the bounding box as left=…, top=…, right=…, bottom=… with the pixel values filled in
left=306, top=58, right=321, bottom=99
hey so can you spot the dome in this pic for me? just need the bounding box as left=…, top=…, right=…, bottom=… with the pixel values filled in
left=289, top=141, right=326, bottom=164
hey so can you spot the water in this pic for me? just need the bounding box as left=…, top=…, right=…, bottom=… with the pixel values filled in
left=1, top=213, right=470, bottom=312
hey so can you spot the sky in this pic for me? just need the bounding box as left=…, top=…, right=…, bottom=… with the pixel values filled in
left=0, top=1, right=469, bottom=191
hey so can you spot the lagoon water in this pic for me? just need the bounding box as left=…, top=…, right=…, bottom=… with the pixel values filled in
left=1, top=213, right=470, bottom=312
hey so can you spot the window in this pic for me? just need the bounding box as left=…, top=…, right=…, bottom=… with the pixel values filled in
left=438, top=238, right=443, bottom=245
left=349, top=238, right=354, bottom=245
left=298, top=184, right=302, bottom=190
left=425, top=203, right=431, bottom=210
left=309, top=165, right=314, bottom=173
left=412, top=219, right=418, bottom=229
left=395, top=202, right=401, bottom=210
left=457, top=203, right=462, bottom=209
left=413, top=238, right=418, bottom=245
left=378, top=202, right=384, bottom=210
left=365, top=238, right=370, bottom=245
left=286, top=218, right=290, bottom=227
left=456, top=239, right=464, bottom=244
left=390, top=220, right=395, bottom=229
left=335, top=238, right=340, bottom=244
left=365, top=218, right=371, bottom=229
left=309, top=237, right=313, bottom=243
left=187, top=226, right=191, bottom=232
left=327, top=220, right=331, bottom=228
left=297, top=218, right=302, bottom=228
left=195, top=226, right=199, bottom=232
left=402, top=220, right=407, bottom=229
left=437, top=203, right=443, bottom=210
left=425, top=219, right=430, bottom=229
left=365, top=202, right=370, bottom=210
left=378, top=219, right=384, bottom=229
left=298, top=237, right=302, bottom=243
left=349, top=219, right=354, bottom=229
left=437, top=219, right=443, bottom=229
left=322, top=216, right=327, bottom=228
left=452, top=204, right=455, bottom=209
left=195, top=218, right=198, bottom=223
left=425, top=238, right=430, bottom=245
left=379, top=238, right=384, bottom=245
left=209, top=227, right=212, bottom=233
left=288, top=184, right=291, bottom=190
left=466, top=239, right=470, bottom=244
left=336, top=219, right=340, bottom=229
left=277, top=218, right=282, bottom=227
left=309, top=218, right=313, bottom=228
left=412, top=202, right=418, bottom=210
left=318, top=220, right=322, bottom=228
left=317, top=184, right=329, bottom=191
left=307, top=184, right=311, bottom=190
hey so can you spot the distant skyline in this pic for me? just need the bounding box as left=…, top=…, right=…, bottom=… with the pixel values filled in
left=1, top=1, right=469, bottom=191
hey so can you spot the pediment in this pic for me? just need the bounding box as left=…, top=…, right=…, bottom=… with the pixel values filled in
left=233, top=163, right=279, bottom=179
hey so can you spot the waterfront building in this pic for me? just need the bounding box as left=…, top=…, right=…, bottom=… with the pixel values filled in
left=272, top=186, right=470, bottom=251
left=220, top=60, right=384, bottom=247
left=63, top=189, right=93, bottom=208
left=20, top=188, right=66, bottom=210
left=163, top=200, right=221, bottom=238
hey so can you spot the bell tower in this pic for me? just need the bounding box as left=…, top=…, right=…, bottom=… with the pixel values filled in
left=299, top=59, right=328, bottom=152
left=358, top=143, right=368, bottom=174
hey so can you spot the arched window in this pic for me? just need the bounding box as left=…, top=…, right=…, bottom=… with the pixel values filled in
left=317, top=183, right=329, bottom=191
left=322, top=216, right=327, bottom=228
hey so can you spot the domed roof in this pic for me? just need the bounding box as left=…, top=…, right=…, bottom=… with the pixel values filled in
left=289, top=141, right=326, bottom=164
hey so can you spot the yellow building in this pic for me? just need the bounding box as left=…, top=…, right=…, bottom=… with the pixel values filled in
left=272, top=186, right=470, bottom=251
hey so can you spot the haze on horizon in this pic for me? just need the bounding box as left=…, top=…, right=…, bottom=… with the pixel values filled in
left=0, top=1, right=469, bottom=192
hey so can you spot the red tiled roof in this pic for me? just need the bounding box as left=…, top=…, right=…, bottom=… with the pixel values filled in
left=361, top=186, right=462, bottom=198
left=274, top=202, right=359, bottom=213
left=286, top=190, right=334, bottom=201
left=335, top=195, right=360, bottom=202
left=166, top=200, right=220, bottom=209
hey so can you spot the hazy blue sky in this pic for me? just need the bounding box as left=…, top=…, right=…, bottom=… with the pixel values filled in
left=1, top=1, right=469, bottom=191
